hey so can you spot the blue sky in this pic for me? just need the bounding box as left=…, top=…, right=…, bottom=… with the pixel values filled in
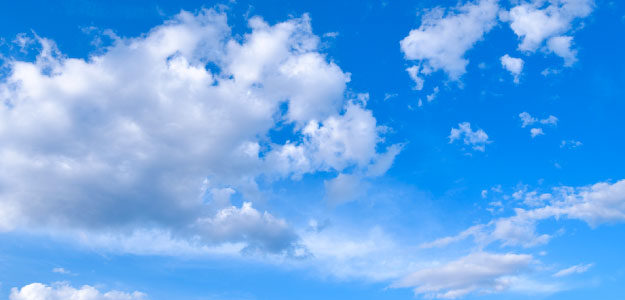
left=1, top=0, right=624, bottom=299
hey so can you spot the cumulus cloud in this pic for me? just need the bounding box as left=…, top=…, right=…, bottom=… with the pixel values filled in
left=530, top=128, right=544, bottom=138
left=10, top=283, right=145, bottom=300
left=0, top=10, right=398, bottom=253
left=449, top=122, right=490, bottom=152
left=501, top=0, right=594, bottom=64
left=500, top=54, right=524, bottom=83
left=392, top=252, right=534, bottom=299
left=400, top=0, right=498, bottom=85
left=553, top=263, right=594, bottom=277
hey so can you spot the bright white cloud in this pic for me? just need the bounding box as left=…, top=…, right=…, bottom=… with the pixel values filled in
left=500, top=54, right=524, bottom=83
left=553, top=263, right=594, bottom=277
left=547, top=35, right=578, bottom=66
left=0, top=10, right=398, bottom=253
left=449, top=122, right=490, bottom=152
left=10, top=283, right=145, bottom=300
left=392, top=252, right=534, bottom=299
left=501, top=0, right=594, bottom=64
left=400, top=0, right=498, bottom=85
left=530, top=127, right=545, bottom=138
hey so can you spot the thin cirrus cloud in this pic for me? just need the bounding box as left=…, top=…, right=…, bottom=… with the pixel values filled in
left=0, top=9, right=400, bottom=254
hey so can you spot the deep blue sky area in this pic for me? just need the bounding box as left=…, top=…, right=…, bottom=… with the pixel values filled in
left=0, top=1, right=624, bottom=299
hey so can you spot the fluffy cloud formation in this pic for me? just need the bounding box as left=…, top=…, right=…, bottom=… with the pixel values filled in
left=400, top=0, right=498, bottom=85
left=530, top=127, right=544, bottom=138
left=392, top=252, right=534, bottom=299
left=423, top=179, right=625, bottom=249
left=10, top=283, right=145, bottom=300
left=0, top=10, right=398, bottom=253
left=449, top=122, right=490, bottom=152
left=500, top=54, right=524, bottom=83
left=501, top=0, right=594, bottom=64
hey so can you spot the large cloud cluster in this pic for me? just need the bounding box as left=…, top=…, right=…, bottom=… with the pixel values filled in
left=0, top=9, right=398, bottom=253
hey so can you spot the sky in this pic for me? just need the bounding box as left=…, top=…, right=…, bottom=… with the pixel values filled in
left=0, top=0, right=624, bottom=299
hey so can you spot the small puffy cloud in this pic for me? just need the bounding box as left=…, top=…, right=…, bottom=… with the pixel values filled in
left=547, top=35, right=577, bottom=66
left=10, top=283, right=145, bottom=300
left=449, top=122, right=490, bottom=152
left=519, top=112, right=558, bottom=128
left=500, top=54, right=524, bottom=83
left=530, top=128, right=544, bottom=138
left=501, top=0, right=594, bottom=64
left=553, top=263, right=594, bottom=277
left=400, top=0, right=498, bottom=85
left=519, top=112, right=558, bottom=137
left=392, top=252, right=534, bottom=299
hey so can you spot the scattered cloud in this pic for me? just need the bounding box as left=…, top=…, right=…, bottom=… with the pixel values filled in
left=51, top=268, right=71, bottom=275
left=392, top=252, right=534, bottom=299
left=449, top=122, right=490, bottom=152
left=530, top=128, right=545, bottom=138
left=500, top=54, right=524, bottom=83
left=400, top=0, right=498, bottom=86
left=519, top=112, right=558, bottom=137
left=500, top=0, right=594, bottom=65
left=10, top=283, right=146, bottom=300
left=421, top=179, right=625, bottom=250
left=553, top=263, right=594, bottom=277
left=561, top=140, right=583, bottom=149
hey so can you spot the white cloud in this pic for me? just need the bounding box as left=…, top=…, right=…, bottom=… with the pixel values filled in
left=400, top=0, right=498, bottom=85
left=392, top=252, right=534, bottom=299
left=519, top=112, right=557, bottom=137
left=553, top=263, right=594, bottom=277
left=51, top=268, right=70, bottom=275
left=421, top=179, right=625, bottom=249
left=449, top=122, right=490, bottom=152
left=298, top=226, right=419, bottom=282
left=547, top=35, right=577, bottom=66
left=530, top=128, right=544, bottom=138
left=519, top=112, right=558, bottom=128
left=501, top=0, right=594, bottom=64
left=10, top=283, right=145, bottom=300
left=500, top=54, right=524, bottom=83
left=0, top=10, right=398, bottom=253
left=561, top=139, right=583, bottom=149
